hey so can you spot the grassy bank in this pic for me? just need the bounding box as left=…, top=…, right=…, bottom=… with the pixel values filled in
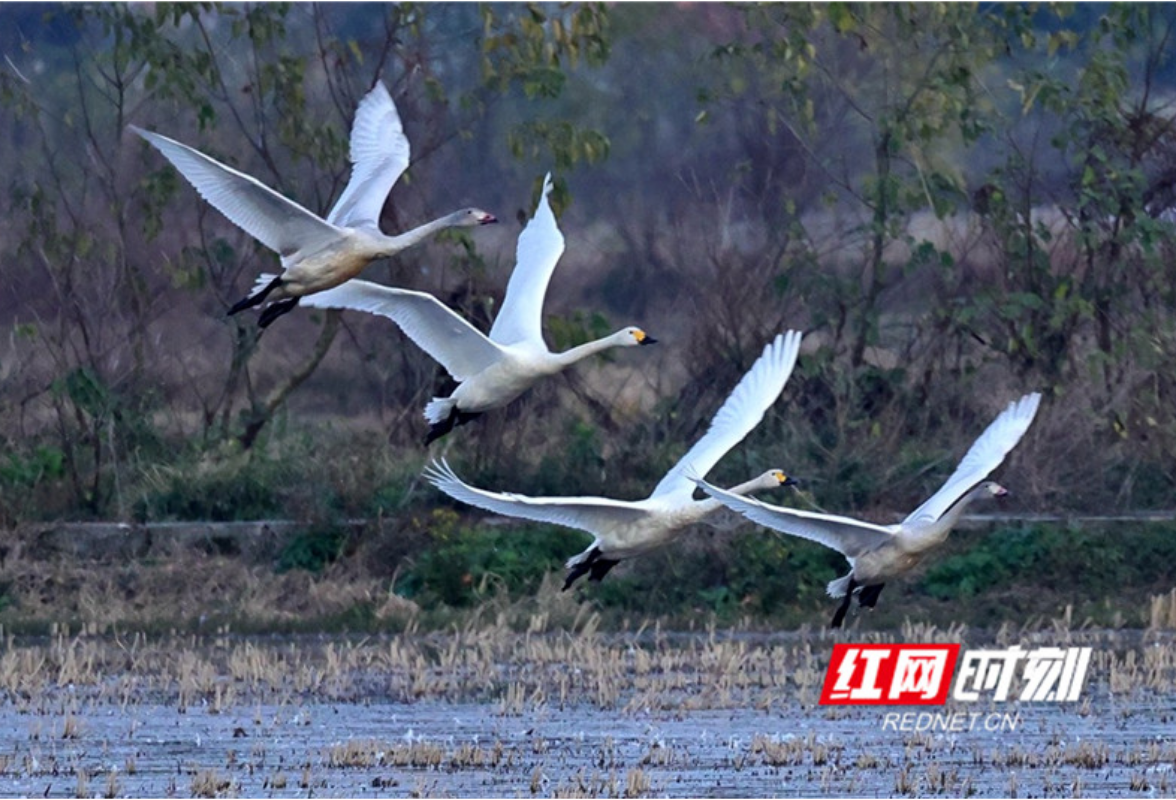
left=3, top=512, right=1175, bottom=636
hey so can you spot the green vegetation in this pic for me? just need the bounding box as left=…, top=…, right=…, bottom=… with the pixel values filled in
left=923, top=522, right=1176, bottom=602
left=397, top=511, right=588, bottom=607
left=134, top=453, right=288, bottom=523
left=276, top=524, right=352, bottom=574
left=2, top=516, right=1174, bottom=635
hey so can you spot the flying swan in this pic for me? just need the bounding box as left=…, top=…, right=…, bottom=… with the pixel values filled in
left=424, top=330, right=804, bottom=588
left=131, top=81, right=496, bottom=328
left=696, top=392, right=1042, bottom=628
left=298, top=173, right=656, bottom=443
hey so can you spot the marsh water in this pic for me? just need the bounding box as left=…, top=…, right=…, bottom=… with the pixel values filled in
left=0, top=627, right=1174, bottom=798
left=5, top=696, right=1176, bottom=798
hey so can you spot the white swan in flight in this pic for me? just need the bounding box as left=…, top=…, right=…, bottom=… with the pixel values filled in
left=131, top=81, right=496, bottom=328
left=424, top=330, right=804, bottom=588
left=697, top=392, right=1042, bottom=628
left=299, top=173, right=656, bottom=443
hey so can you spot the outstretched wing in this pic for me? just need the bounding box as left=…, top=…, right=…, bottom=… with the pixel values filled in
left=425, top=459, right=650, bottom=535
left=902, top=392, right=1042, bottom=526
left=131, top=126, right=340, bottom=257
left=327, top=81, right=411, bottom=230
left=650, top=331, right=803, bottom=501
left=300, top=279, right=505, bottom=382
left=696, top=478, right=894, bottom=559
left=487, top=174, right=565, bottom=350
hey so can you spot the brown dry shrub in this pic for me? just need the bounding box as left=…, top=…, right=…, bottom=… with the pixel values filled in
left=0, top=525, right=418, bottom=630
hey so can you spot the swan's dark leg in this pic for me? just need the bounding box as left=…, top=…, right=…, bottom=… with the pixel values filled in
left=562, top=547, right=618, bottom=590
left=258, top=297, right=300, bottom=328
left=455, top=410, right=482, bottom=428
left=858, top=583, right=885, bottom=609
left=562, top=547, right=601, bottom=591
left=831, top=576, right=857, bottom=629
left=588, top=557, right=619, bottom=583
left=229, top=275, right=283, bottom=315
left=425, top=413, right=456, bottom=446
left=424, top=409, right=483, bottom=446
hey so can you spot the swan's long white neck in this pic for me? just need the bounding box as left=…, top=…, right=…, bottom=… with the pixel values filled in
left=938, top=483, right=994, bottom=528
left=550, top=333, right=628, bottom=369
left=692, top=474, right=778, bottom=517
left=378, top=214, right=459, bottom=254
left=901, top=482, right=993, bottom=552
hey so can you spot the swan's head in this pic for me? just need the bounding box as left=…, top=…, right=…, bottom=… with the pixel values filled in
left=766, top=469, right=798, bottom=489
left=981, top=481, right=1008, bottom=498
left=718, top=469, right=799, bottom=496
left=619, top=327, right=657, bottom=347
left=452, top=208, right=498, bottom=227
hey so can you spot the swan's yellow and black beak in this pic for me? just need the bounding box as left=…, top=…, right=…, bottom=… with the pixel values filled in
left=636, top=330, right=658, bottom=345
left=773, top=470, right=798, bottom=487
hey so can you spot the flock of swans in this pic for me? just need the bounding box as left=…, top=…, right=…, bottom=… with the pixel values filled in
left=135, top=81, right=1042, bottom=628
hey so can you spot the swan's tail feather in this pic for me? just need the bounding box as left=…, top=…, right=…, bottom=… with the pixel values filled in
left=424, top=397, right=456, bottom=426
left=827, top=574, right=853, bottom=599
left=252, top=273, right=280, bottom=296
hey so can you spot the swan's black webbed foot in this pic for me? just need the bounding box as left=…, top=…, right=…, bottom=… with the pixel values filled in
left=562, top=547, right=600, bottom=591
left=831, top=576, right=858, bottom=629
left=858, top=583, right=885, bottom=609
left=424, top=409, right=483, bottom=446
left=588, top=557, right=619, bottom=583
left=258, top=297, right=300, bottom=328
left=563, top=547, right=618, bottom=591
left=230, top=275, right=283, bottom=316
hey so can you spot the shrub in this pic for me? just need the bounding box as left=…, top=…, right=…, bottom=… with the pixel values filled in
left=397, top=512, right=589, bottom=607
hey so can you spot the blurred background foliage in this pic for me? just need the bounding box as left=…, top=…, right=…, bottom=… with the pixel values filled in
left=1, top=3, right=1175, bottom=626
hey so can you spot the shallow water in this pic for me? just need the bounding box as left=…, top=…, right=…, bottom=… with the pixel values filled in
left=0, top=630, right=1173, bottom=798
